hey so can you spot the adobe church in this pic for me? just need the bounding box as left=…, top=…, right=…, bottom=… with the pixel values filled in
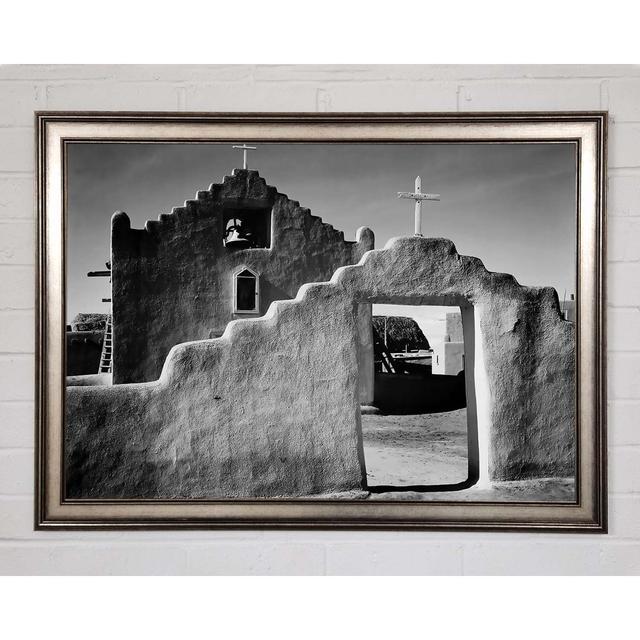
left=101, top=165, right=375, bottom=392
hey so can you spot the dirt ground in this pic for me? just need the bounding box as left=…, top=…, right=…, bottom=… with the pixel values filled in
left=361, top=409, right=575, bottom=502
left=362, top=409, right=469, bottom=487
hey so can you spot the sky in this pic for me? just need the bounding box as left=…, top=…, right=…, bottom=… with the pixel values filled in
left=66, top=142, right=577, bottom=344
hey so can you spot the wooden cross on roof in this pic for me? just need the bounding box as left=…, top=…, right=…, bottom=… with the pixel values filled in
left=232, top=144, right=257, bottom=170
left=397, top=176, right=440, bottom=236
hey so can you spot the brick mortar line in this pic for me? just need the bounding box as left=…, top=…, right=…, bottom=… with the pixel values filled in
left=608, top=350, right=640, bottom=354
left=0, top=538, right=630, bottom=546
left=0, top=263, right=35, bottom=268
left=606, top=351, right=640, bottom=356
left=608, top=168, right=640, bottom=174
left=0, top=352, right=36, bottom=356
left=0, top=541, right=268, bottom=548
left=250, top=77, right=636, bottom=85
left=2, top=67, right=638, bottom=78
left=0, top=263, right=37, bottom=267
left=42, top=80, right=250, bottom=88
left=0, top=527, right=579, bottom=538
left=0, top=535, right=634, bottom=543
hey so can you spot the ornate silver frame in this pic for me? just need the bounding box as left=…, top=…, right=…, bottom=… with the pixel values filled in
left=35, top=112, right=607, bottom=531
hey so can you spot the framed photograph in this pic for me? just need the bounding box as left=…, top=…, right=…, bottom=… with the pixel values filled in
left=35, top=112, right=606, bottom=531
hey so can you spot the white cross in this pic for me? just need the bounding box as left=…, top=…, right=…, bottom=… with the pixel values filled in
left=397, top=176, right=440, bottom=236
left=232, top=144, right=257, bottom=170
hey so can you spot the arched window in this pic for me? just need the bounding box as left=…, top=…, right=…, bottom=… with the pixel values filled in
left=233, top=267, right=260, bottom=314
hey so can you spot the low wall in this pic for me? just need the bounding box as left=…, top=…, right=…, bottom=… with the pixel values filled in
left=373, top=372, right=466, bottom=414
left=66, top=373, right=112, bottom=387
left=66, top=236, right=575, bottom=498
left=67, top=287, right=366, bottom=498
left=66, top=331, right=103, bottom=376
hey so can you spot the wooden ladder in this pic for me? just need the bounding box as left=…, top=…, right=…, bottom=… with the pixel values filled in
left=98, top=315, right=113, bottom=374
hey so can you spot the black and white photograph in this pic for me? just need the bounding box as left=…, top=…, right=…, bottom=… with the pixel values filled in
left=63, top=138, right=578, bottom=503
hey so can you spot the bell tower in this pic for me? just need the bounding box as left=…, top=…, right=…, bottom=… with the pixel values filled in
left=222, top=144, right=272, bottom=249
left=222, top=205, right=271, bottom=249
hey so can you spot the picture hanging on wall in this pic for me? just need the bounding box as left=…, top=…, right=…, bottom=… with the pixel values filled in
left=35, top=112, right=607, bottom=531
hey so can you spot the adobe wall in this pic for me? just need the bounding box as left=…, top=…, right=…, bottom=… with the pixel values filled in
left=446, top=312, right=464, bottom=342
left=110, top=169, right=374, bottom=384
left=432, top=342, right=465, bottom=376
left=66, top=236, right=575, bottom=498
left=433, top=313, right=465, bottom=376
left=66, top=331, right=103, bottom=376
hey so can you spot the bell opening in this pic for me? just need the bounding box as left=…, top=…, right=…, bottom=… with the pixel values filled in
left=222, top=206, right=272, bottom=249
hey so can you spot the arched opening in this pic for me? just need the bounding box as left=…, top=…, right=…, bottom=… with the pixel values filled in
left=356, top=295, right=485, bottom=493
left=233, top=267, right=260, bottom=314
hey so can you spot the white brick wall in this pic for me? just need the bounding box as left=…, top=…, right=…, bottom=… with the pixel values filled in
left=1, top=65, right=638, bottom=575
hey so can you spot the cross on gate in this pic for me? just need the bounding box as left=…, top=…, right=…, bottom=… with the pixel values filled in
left=232, top=144, right=257, bottom=170
left=397, top=176, right=440, bottom=236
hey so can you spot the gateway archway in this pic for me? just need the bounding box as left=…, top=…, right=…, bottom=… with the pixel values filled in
left=357, top=296, right=485, bottom=492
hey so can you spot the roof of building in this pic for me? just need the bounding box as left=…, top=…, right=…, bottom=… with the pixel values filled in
left=70, top=313, right=109, bottom=332
left=372, top=315, right=430, bottom=352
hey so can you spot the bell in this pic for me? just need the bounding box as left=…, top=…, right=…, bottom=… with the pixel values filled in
left=224, top=217, right=252, bottom=247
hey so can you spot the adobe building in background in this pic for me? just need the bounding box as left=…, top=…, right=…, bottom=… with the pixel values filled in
left=109, top=168, right=375, bottom=398
left=66, top=313, right=108, bottom=376
left=432, top=311, right=465, bottom=376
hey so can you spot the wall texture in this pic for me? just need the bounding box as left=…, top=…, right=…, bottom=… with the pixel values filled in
left=0, top=65, right=638, bottom=575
